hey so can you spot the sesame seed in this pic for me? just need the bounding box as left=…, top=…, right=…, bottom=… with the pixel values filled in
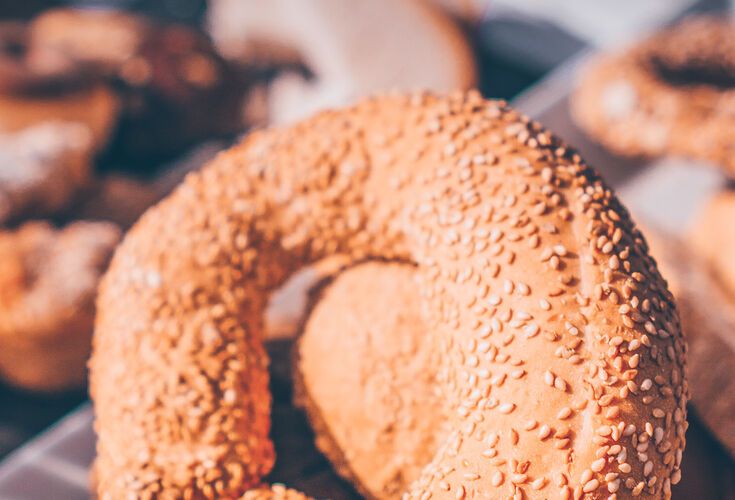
left=580, top=470, right=593, bottom=484
left=554, top=377, right=567, bottom=391
left=510, top=428, right=519, bottom=444
left=538, top=425, right=552, bottom=440
left=557, top=407, right=573, bottom=420
left=554, top=439, right=570, bottom=449
left=524, top=420, right=538, bottom=431
left=455, top=485, right=465, bottom=499
left=511, top=473, right=528, bottom=484
left=492, top=471, right=504, bottom=486
left=591, top=458, right=606, bottom=472
left=583, top=479, right=600, bottom=493
left=498, top=403, right=515, bottom=414
left=608, top=479, right=620, bottom=493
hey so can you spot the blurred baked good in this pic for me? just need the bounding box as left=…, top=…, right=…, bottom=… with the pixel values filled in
left=0, top=19, right=119, bottom=150
left=689, top=190, right=735, bottom=295
left=572, top=16, right=735, bottom=176
left=0, top=121, right=94, bottom=224
left=0, top=84, right=118, bottom=151
left=27, top=8, right=253, bottom=165
left=294, top=263, right=443, bottom=498
left=0, top=221, right=120, bottom=392
left=207, top=0, right=476, bottom=123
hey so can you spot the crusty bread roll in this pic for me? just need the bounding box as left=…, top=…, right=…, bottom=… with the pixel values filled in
left=91, top=92, right=686, bottom=498
left=294, top=263, right=443, bottom=498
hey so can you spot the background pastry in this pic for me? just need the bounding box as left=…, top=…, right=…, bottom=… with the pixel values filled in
left=0, top=122, right=94, bottom=224
left=0, top=221, right=120, bottom=392
left=207, top=0, right=476, bottom=124
left=572, top=16, right=735, bottom=176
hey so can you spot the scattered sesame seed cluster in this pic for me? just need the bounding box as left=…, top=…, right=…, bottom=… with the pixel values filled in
left=572, top=16, right=735, bottom=176
left=0, top=221, right=120, bottom=391
left=91, top=92, right=688, bottom=499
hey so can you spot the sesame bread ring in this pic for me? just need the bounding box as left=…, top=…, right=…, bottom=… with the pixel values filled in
left=294, top=262, right=444, bottom=498
left=91, top=92, right=687, bottom=498
left=688, top=190, right=735, bottom=296
left=572, top=17, right=735, bottom=175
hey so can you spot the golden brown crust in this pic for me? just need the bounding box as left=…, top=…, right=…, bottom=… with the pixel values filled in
left=0, top=221, right=120, bottom=391
left=572, top=16, right=735, bottom=176
left=91, top=92, right=687, bottom=498
left=293, top=262, right=443, bottom=499
left=0, top=122, right=94, bottom=224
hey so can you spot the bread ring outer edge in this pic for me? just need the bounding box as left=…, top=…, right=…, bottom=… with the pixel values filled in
left=91, top=92, right=687, bottom=499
